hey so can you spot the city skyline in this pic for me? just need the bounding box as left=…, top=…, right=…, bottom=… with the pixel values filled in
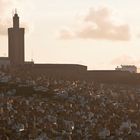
left=0, top=0, right=140, bottom=70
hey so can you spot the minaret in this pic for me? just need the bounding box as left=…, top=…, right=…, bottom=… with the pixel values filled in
left=13, top=10, right=19, bottom=28
left=8, top=11, right=25, bottom=66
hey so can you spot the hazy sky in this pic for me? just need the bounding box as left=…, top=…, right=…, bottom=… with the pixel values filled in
left=1, top=0, right=140, bottom=70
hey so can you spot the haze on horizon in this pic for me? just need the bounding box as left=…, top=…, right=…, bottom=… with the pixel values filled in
left=0, top=0, right=140, bottom=70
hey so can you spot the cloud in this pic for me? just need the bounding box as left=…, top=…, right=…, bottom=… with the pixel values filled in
left=59, top=28, right=75, bottom=39
left=0, top=0, right=29, bottom=36
left=59, top=7, right=131, bottom=41
left=0, top=19, right=11, bottom=35
left=137, top=33, right=140, bottom=38
left=0, top=0, right=12, bottom=35
left=0, top=0, right=12, bottom=14
left=111, top=55, right=140, bottom=66
left=0, top=18, right=29, bottom=36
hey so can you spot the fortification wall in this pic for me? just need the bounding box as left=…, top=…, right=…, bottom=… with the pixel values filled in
left=87, top=71, right=140, bottom=84
left=11, top=64, right=140, bottom=84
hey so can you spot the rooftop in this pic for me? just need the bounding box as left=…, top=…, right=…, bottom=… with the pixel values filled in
left=0, top=57, right=9, bottom=60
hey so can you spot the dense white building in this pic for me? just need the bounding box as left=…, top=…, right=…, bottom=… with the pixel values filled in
left=115, top=65, right=137, bottom=73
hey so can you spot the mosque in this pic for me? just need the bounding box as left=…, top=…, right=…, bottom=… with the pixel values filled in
left=0, top=12, right=87, bottom=79
left=0, top=12, right=139, bottom=83
left=0, top=12, right=24, bottom=68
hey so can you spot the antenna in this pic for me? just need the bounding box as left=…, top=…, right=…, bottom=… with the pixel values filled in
left=15, top=8, right=17, bottom=14
left=12, top=8, right=17, bottom=16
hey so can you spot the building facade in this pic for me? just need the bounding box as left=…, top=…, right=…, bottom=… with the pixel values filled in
left=115, top=65, right=137, bottom=73
left=0, top=57, right=10, bottom=70
left=8, top=12, right=25, bottom=66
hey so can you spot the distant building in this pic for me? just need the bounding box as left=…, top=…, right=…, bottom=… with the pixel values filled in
left=8, top=12, right=25, bottom=66
left=0, top=12, right=25, bottom=70
left=0, top=12, right=140, bottom=83
left=115, top=65, right=137, bottom=73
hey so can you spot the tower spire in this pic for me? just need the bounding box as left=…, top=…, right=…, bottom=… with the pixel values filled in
left=13, top=9, right=19, bottom=28
left=8, top=11, right=25, bottom=65
left=15, top=8, right=17, bottom=14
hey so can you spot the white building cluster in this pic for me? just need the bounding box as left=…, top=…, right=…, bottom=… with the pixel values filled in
left=115, top=65, right=137, bottom=73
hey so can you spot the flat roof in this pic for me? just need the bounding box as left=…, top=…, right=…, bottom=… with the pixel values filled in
left=88, top=70, right=129, bottom=73
left=0, top=57, right=9, bottom=60
left=29, top=63, right=88, bottom=70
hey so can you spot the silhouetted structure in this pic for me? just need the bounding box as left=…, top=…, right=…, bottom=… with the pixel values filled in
left=24, top=63, right=87, bottom=80
left=0, top=12, right=140, bottom=84
left=115, top=65, right=137, bottom=73
left=8, top=12, right=24, bottom=66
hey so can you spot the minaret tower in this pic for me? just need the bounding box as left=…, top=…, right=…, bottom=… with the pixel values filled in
left=13, top=10, right=19, bottom=28
left=8, top=10, right=25, bottom=66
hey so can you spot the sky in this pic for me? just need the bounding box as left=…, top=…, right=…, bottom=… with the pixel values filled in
left=1, top=0, right=140, bottom=70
